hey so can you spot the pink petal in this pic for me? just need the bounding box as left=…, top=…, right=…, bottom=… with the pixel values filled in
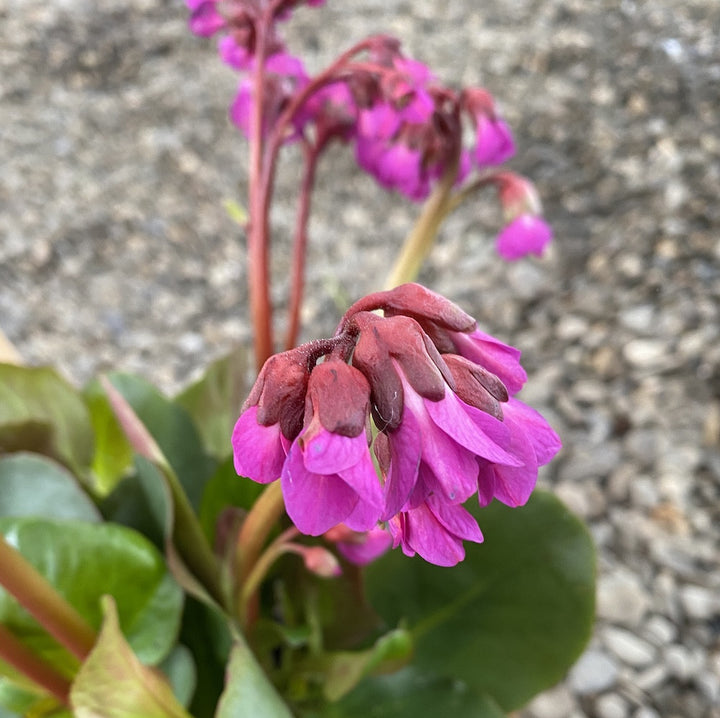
left=504, top=398, right=562, bottom=465
left=301, top=428, right=367, bottom=474
left=427, top=496, right=484, bottom=544
left=232, top=407, right=286, bottom=483
left=496, top=215, right=553, bottom=261
left=382, top=408, right=422, bottom=519
left=400, top=502, right=467, bottom=567
left=336, top=526, right=392, bottom=565
left=475, top=116, right=515, bottom=166
left=188, top=2, right=225, bottom=37
left=282, top=443, right=359, bottom=535
left=424, top=388, right=521, bottom=466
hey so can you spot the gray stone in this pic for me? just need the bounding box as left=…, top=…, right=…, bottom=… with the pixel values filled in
left=568, top=650, right=620, bottom=695
left=597, top=570, right=651, bottom=627
left=595, top=693, right=630, bottom=718
left=679, top=585, right=720, bottom=621
left=603, top=627, right=656, bottom=668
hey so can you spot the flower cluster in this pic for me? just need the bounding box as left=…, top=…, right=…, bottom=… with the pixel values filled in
left=233, top=284, right=561, bottom=566
left=186, top=1, right=553, bottom=260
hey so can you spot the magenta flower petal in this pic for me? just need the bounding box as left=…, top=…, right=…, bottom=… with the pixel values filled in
left=232, top=407, right=286, bottom=483
left=496, top=214, right=553, bottom=261
left=229, top=79, right=252, bottom=136
left=389, top=502, right=467, bottom=567
left=343, top=493, right=383, bottom=532
left=450, top=329, right=527, bottom=395
left=301, top=428, right=367, bottom=475
left=282, top=443, right=359, bottom=535
left=382, top=407, right=422, bottom=519
left=188, top=2, right=225, bottom=37
left=218, top=36, right=251, bottom=70
left=504, top=398, right=562, bottom=465
left=423, top=387, right=521, bottom=466
left=474, top=116, right=515, bottom=166
left=335, top=526, right=392, bottom=565
left=427, top=494, right=484, bottom=544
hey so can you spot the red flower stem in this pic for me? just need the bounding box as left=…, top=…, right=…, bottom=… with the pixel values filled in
left=248, top=13, right=274, bottom=370
left=0, top=534, right=96, bottom=662
left=284, top=141, right=321, bottom=350
left=0, top=625, right=72, bottom=706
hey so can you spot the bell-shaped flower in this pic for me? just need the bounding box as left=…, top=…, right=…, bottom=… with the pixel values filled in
left=280, top=361, right=383, bottom=536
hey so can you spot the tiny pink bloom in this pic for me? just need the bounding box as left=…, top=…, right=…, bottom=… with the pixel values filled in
left=389, top=496, right=483, bottom=567
left=325, top=525, right=393, bottom=565
left=188, top=1, right=225, bottom=37
left=474, top=115, right=515, bottom=166
left=218, top=36, right=252, bottom=70
left=288, top=544, right=342, bottom=578
left=496, top=214, right=553, bottom=261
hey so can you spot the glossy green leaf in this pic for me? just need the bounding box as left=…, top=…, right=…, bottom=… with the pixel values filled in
left=0, top=517, right=183, bottom=668
left=105, top=373, right=216, bottom=509
left=0, top=453, right=100, bottom=522
left=0, top=364, right=93, bottom=475
left=70, top=596, right=191, bottom=718
left=175, top=347, right=249, bottom=461
left=215, top=640, right=293, bottom=718
left=311, top=668, right=505, bottom=718
left=365, top=491, right=596, bottom=711
left=83, top=379, right=134, bottom=495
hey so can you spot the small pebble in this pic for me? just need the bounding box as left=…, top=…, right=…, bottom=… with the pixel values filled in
left=603, top=627, right=656, bottom=668
left=568, top=649, right=620, bottom=694
left=595, top=693, right=630, bottom=718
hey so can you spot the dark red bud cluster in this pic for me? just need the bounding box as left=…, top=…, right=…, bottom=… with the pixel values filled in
left=243, top=284, right=510, bottom=441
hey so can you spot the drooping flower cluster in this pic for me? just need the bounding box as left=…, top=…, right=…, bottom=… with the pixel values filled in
left=233, top=284, right=561, bottom=566
left=186, top=1, right=553, bottom=259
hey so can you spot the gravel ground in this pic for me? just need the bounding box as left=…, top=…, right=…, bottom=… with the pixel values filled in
left=2, top=1, right=720, bottom=717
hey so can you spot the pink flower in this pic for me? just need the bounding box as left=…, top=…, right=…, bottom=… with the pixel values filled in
left=324, top=525, right=393, bottom=565
left=474, top=115, right=515, bottom=166
left=232, top=284, right=562, bottom=567
left=496, top=214, right=553, bottom=260
left=388, top=496, right=483, bottom=567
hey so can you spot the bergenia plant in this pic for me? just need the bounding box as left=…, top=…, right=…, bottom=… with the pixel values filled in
left=0, top=3, right=595, bottom=718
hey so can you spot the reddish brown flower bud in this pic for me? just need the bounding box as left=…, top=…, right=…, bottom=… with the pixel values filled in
left=304, top=360, right=370, bottom=438
left=244, top=347, right=311, bottom=439
left=443, top=354, right=507, bottom=419
left=380, top=283, right=476, bottom=333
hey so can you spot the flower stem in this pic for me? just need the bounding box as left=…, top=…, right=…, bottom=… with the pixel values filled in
left=248, top=16, right=274, bottom=370
left=0, top=534, right=96, bottom=661
left=384, top=159, right=459, bottom=289
left=0, top=624, right=72, bottom=706
left=235, top=481, right=286, bottom=622
left=238, top=526, right=298, bottom=626
left=284, top=143, right=320, bottom=350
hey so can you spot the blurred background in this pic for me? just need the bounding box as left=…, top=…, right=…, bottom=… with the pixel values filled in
left=1, top=1, right=719, bottom=716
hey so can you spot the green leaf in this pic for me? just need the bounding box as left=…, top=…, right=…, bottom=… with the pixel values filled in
left=365, top=490, right=596, bottom=711
left=0, top=364, right=94, bottom=475
left=312, top=668, right=505, bottom=718
left=105, top=374, right=216, bottom=509
left=199, top=457, right=264, bottom=544
left=83, top=379, right=134, bottom=495
left=215, top=640, right=293, bottom=718
left=0, top=453, right=100, bottom=522
left=320, top=628, right=413, bottom=702
left=175, top=347, right=249, bottom=461
left=0, top=517, right=184, bottom=668
left=70, top=596, right=192, bottom=718
left=159, top=644, right=197, bottom=709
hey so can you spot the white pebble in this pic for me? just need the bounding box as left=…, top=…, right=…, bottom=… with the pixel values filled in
left=568, top=649, right=620, bottom=694
left=679, top=584, right=720, bottom=621
left=603, top=627, right=656, bottom=668
left=598, top=569, right=651, bottom=627
left=595, top=693, right=629, bottom=718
